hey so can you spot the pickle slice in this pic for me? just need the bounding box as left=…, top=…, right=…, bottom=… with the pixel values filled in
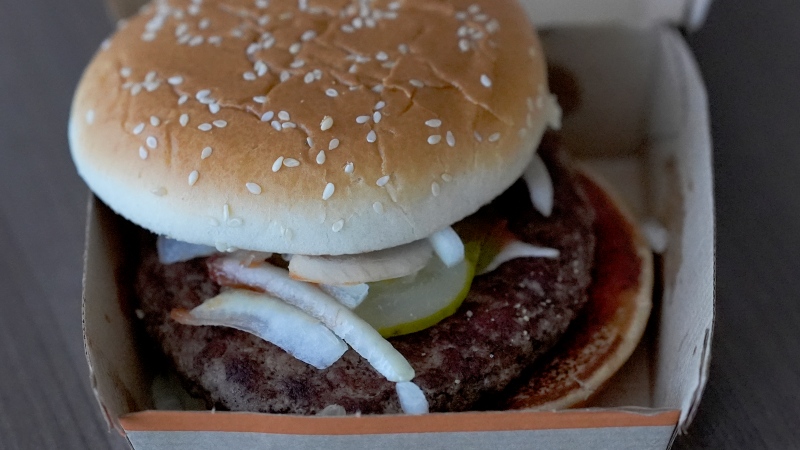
left=355, top=244, right=479, bottom=338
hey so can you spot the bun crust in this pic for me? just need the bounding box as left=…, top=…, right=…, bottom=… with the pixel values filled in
left=70, top=0, right=552, bottom=254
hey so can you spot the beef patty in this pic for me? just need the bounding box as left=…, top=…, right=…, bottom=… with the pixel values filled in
left=135, top=135, right=596, bottom=414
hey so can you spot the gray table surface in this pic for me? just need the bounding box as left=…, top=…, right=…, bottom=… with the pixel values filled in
left=1, top=0, right=798, bottom=448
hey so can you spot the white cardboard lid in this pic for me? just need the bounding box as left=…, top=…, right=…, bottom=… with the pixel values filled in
left=520, top=0, right=712, bottom=30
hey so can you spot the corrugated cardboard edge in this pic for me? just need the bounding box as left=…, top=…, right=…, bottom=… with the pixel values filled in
left=81, top=196, right=120, bottom=432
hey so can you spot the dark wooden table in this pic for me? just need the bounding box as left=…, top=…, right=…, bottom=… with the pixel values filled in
left=0, top=0, right=797, bottom=448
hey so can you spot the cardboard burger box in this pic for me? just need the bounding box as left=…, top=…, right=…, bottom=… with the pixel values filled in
left=83, top=0, right=715, bottom=448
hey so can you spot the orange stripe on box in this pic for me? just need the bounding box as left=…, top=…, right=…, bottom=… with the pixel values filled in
left=120, top=409, right=680, bottom=434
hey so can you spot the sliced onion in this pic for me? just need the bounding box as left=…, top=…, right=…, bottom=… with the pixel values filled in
left=478, top=240, right=560, bottom=275
left=157, top=236, right=217, bottom=264
left=210, top=256, right=415, bottom=382
left=523, top=154, right=554, bottom=218
left=396, top=382, right=429, bottom=415
left=172, top=289, right=347, bottom=369
left=319, top=283, right=370, bottom=309
left=288, top=239, right=433, bottom=285
left=428, top=227, right=465, bottom=268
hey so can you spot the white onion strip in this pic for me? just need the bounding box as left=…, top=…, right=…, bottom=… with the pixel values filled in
left=319, top=283, right=369, bottom=309
left=396, top=381, right=429, bottom=415
left=478, top=240, right=560, bottom=275
left=157, top=236, right=217, bottom=264
left=523, top=154, right=554, bottom=218
left=428, top=227, right=465, bottom=268
left=210, top=256, right=415, bottom=382
left=288, top=240, right=433, bottom=285
left=172, top=289, right=347, bottom=369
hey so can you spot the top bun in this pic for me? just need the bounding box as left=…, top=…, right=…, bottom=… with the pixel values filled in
left=70, top=0, right=554, bottom=255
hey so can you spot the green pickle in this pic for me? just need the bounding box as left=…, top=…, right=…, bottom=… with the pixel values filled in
left=355, top=242, right=480, bottom=337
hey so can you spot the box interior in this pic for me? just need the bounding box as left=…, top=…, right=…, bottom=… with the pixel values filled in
left=84, top=2, right=715, bottom=444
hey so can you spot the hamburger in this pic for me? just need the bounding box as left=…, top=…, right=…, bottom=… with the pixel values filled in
left=69, top=0, right=652, bottom=415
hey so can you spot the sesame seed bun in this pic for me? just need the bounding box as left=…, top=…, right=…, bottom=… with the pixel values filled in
left=69, top=0, right=554, bottom=255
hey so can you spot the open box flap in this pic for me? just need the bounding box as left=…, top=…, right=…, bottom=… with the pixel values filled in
left=521, top=0, right=712, bottom=30
left=539, top=26, right=714, bottom=432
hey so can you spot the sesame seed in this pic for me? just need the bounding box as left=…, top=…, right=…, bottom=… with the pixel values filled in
left=320, top=116, right=333, bottom=131
left=283, top=158, right=300, bottom=167
left=133, top=123, right=145, bottom=135
left=130, top=84, right=142, bottom=96
left=301, top=30, right=316, bottom=41
left=374, top=101, right=386, bottom=110
left=356, top=115, right=370, bottom=124
left=261, top=111, right=274, bottom=122
left=289, top=43, right=301, bottom=54
left=281, top=121, right=296, bottom=129
left=280, top=71, right=291, bottom=82
left=146, top=136, right=158, bottom=149
left=373, top=111, right=382, bottom=123
left=398, top=44, right=409, bottom=54
left=480, top=74, right=492, bottom=88
left=474, top=131, right=483, bottom=142
left=208, top=36, right=222, bottom=45
left=168, top=75, right=183, bottom=85
left=468, top=4, right=480, bottom=14
left=366, top=130, right=377, bottom=143
left=138, top=146, right=148, bottom=159
left=201, top=147, right=213, bottom=159
left=488, top=132, right=501, bottom=142
left=254, top=96, right=267, bottom=104
left=313, top=69, right=322, bottom=80
left=373, top=201, right=384, bottom=214
left=344, top=162, right=354, bottom=173
left=341, top=25, right=354, bottom=33
left=306, top=137, right=314, bottom=147
left=332, top=220, right=344, bottom=232
left=276, top=111, right=290, bottom=121
left=120, top=67, right=132, bottom=77
left=199, top=18, right=210, bottom=29
left=272, top=156, right=284, bottom=172
left=179, top=114, right=189, bottom=127
left=304, top=72, right=315, bottom=83
left=246, top=182, right=262, bottom=194
left=150, top=116, right=160, bottom=126
left=409, top=79, right=424, bottom=88
left=455, top=11, right=467, bottom=20
left=376, top=175, right=390, bottom=186
left=322, top=182, right=335, bottom=200
left=329, top=139, right=340, bottom=150
left=213, top=120, right=227, bottom=128
left=432, top=181, right=440, bottom=196
left=243, top=72, right=257, bottom=81
left=446, top=131, right=456, bottom=147
left=188, top=170, right=199, bottom=186
left=271, top=120, right=281, bottom=131
left=316, top=150, right=326, bottom=164
left=86, top=110, right=95, bottom=124
left=198, top=123, right=213, bottom=131
left=441, top=173, right=453, bottom=182
left=255, top=61, right=268, bottom=76
left=428, top=135, right=441, bottom=145
left=325, top=88, right=338, bottom=97
left=375, top=51, right=388, bottom=61
left=196, top=89, right=211, bottom=100
left=425, top=119, right=441, bottom=128
left=178, top=95, right=188, bottom=105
